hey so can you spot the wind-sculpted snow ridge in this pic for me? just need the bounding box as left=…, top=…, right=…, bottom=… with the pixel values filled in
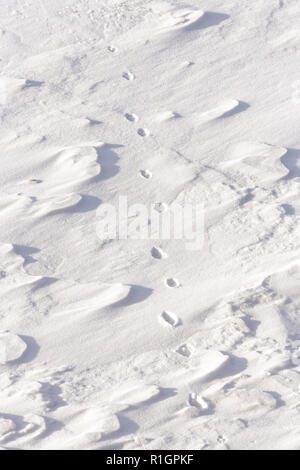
left=1, top=0, right=300, bottom=450
left=0, top=244, right=133, bottom=448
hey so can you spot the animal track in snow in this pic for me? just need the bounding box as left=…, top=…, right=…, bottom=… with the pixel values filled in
left=0, top=332, right=27, bottom=364
left=165, top=278, right=180, bottom=288
left=188, top=393, right=210, bottom=412
left=125, top=113, right=139, bottom=122
left=151, top=247, right=167, bottom=260
left=159, top=311, right=181, bottom=328
left=140, top=169, right=152, bottom=180
left=107, top=45, right=118, bottom=53
left=176, top=344, right=192, bottom=357
left=122, top=71, right=135, bottom=81
left=153, top=202, right=168, bottom=213
left=137, top=128, right=150, bottom=137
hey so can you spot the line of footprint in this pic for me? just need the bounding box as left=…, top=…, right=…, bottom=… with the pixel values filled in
left=119, top=59, right=182, bottom=332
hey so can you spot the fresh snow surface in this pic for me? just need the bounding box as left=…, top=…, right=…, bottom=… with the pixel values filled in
left=1, top=0, right=300, bottom=450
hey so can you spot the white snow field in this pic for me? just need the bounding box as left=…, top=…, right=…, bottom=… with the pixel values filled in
left=1, top=0, right=300, bottom=450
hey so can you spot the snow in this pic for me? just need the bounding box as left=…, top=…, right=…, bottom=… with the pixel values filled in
left=0, top=0, right=300, bottom=450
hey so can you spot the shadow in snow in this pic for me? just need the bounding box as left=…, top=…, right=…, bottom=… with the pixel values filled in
left=39, top=417, right=64, bottom=439
left=113, top=285, right=153, bottom=308
left=16, top=335, right=40, bottom=364
left=31, top=276, right=57, bottom=291
left=67, top=194, right=101, bottom=213
left=281, top=203, right=295, bottom=216
left=98, top=442, right=126, bottom=451
left=242, top=314, right=261, bottom=336
left=86, top=117, right=103, bottom=126
left=40, top=381, right=68, bottom=411
left=0, top=413, right=30, bottom=436
left=183, top=11, right=230, bottom=32
left=220, top=101, right=250, bottom=119
left=89, top=81, right=105, bottom=93
left=13, top=244, right=40, bottom=267
left=95, top=144, right=122, bottom=182
left=215, top=353, right=248, bottom=380
left=263, top=391, right=286, bottom=408
left=147, top=387, right=177, bottom=406
left=25, top=79, right=44, bottom=88
left=129, top=387, right=178, bottom=410
left=102, top=415, right=139, bottom=442
left=281, top=148, right=300, bottom=179
left=239, top=188, right=254, bottom=207
left=0, top=412, right=63, bottom=442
